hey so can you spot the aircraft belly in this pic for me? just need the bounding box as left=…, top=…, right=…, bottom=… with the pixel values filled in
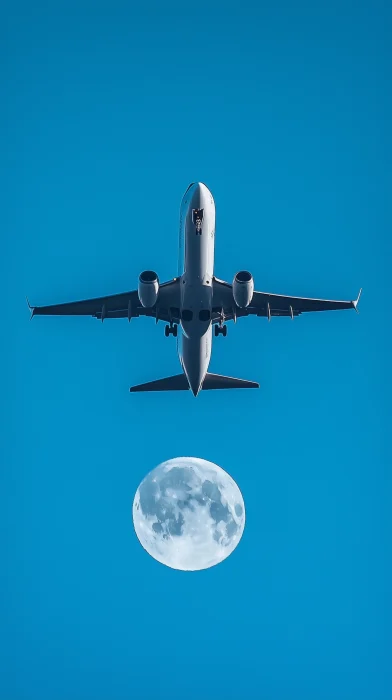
left=177, top=182, right=215, bottom=390
left=180, top=183, right=215, bottom=282
left=184, top=223, right=214, bottom=280
left=180, top=327, right=212, bottom=392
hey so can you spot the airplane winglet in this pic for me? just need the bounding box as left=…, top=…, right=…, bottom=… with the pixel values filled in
left=353, top=288, right=362, bottom=314
left=26, top=296, right=35, bottom=320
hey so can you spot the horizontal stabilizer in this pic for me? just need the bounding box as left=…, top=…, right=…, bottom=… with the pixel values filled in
left=202, top=373, right=259, bottom=390
left=130, top=372, right=259, bottom=393
left=130, top=374, right=189, bottom=392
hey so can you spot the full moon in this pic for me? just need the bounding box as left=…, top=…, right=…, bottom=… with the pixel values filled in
left=132, top=457, right=245, bottom=571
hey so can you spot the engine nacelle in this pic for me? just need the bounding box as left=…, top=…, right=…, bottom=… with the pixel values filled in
left=233, top=271, right=254, bottom=308
left=138, top=270, right=159, bottom=308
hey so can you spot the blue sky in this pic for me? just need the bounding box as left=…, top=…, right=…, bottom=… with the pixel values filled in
left=1, top=1, right=391, bottom=698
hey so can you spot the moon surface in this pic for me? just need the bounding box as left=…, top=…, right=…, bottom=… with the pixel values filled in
left=132, top=457, right=245, bottom=571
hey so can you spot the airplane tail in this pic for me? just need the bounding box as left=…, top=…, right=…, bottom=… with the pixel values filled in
left=130, top=374, right=189, bottom=392
left=129, top=373, right=259, bottom=393
left=202, top=373, right=259, bottom=390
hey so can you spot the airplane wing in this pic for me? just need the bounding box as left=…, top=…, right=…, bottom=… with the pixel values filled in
left=29, top=278, right=181, bottom=323
left=212, top=278, right=361, bottom=322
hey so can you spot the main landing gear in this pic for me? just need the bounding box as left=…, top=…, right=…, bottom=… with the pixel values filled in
left=215, top=324, right=227, bottom=337
left=165, top=323, right=178, bottom=337
left=215, top=308, right=228, bottom=337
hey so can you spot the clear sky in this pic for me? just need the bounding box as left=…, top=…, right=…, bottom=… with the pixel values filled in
left=1, top=1, right=391, bottom=699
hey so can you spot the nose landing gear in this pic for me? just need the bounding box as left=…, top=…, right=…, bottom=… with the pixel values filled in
left=165, top=323, right=178, bottom=337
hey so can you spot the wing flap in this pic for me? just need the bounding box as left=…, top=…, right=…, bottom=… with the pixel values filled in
left=30, top=291, right=134, bottom=317
left=29, top=279, right=181, bottom=322
left=253, top=291, right=355, bottom=313
left=212, top=277, right=359, bottom=318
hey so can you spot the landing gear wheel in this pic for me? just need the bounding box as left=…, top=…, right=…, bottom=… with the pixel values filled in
left=165, top=323, right=178, bottom=337
left=214, top=324, right=227, bottom=337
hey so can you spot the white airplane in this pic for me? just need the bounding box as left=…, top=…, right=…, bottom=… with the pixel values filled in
left=29, top=182, right=361, bottom=395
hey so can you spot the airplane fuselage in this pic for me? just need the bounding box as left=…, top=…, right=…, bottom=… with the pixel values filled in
left=177, top=183, right=216, bottom=395
left=29, top=181, right=359, bottom=394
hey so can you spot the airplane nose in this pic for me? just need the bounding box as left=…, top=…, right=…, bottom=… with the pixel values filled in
left=186, top=182, right=209, bottom=202
left=194, top=182, right=208, bottom=196
left=184, top=182, right=195, bottom=195
left=188, top=182, right=205, bottom=210
left=186, top=182, right=201, bottom=191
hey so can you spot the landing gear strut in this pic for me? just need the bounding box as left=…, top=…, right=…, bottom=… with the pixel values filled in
left=165, top=323, right=178, bottom=337
left=215, top=307, right=228, bottom=337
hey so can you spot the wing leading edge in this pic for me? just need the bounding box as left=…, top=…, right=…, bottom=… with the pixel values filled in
left=212, top=278, right=362, bottom=322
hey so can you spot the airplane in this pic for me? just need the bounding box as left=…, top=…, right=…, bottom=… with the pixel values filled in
left=28, top=182, right=361, bottom=396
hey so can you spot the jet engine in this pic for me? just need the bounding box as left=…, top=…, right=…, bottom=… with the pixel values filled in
left=233, top=271, right=254, bottom=308
left=138, top=270, right=159, bottom=308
